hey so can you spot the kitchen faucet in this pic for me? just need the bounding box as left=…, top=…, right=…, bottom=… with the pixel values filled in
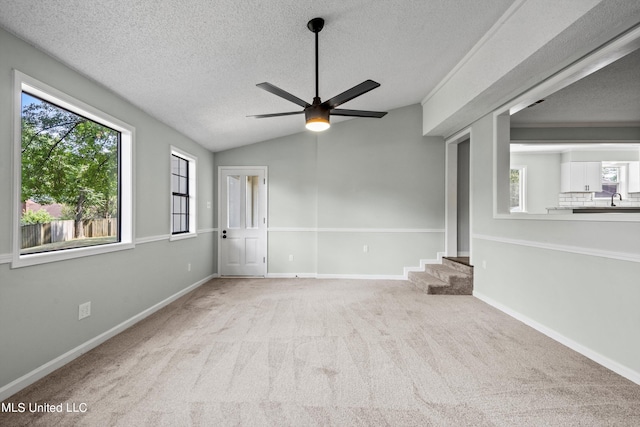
left=611, top=192, right=622, bottom=207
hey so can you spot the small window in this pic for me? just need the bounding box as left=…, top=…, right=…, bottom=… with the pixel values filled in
left=595, top=166, right=620, bottom=198
left=510, top=166, right=526, bottom=212
left=170, top=148, right=196, bottom=239
left=14, top=71, right=134, bottom=268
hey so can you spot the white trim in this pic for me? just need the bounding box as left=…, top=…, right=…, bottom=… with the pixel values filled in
left=403, top=253, right=444, bottom=277
left=135, top=234, right=170, bottom=245
left=421, top=0, right=527, bottom=105
left=267, top=227, right=444, bottom=233
left=473, top=233, right=640, bottom=263
left=265, top=273, right=318, bottom=279
left=317, top=273, right=407, bottom=281
left=169, top=232, right=197, bottom=241
left=0, top=253, right=12, bottom=264
left=197, top=228, right=217, bottom=234
left=494, top=212, right=640, bottom=222
left=0, top=274, right=215, bottom=402
left=12, top=70, right=135, bottom=269
left=474, top=291, right=640, bottom=386
left=265, top=254, right=444, bottom=281
left=510, top=121, right=640, bottom=128
left=137, top=229, right=217, bottom=245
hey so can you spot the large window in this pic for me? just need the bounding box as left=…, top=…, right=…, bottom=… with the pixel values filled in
left=14, top=72, right=133, bottom=267
left=170, top=147, right=196, bottom=239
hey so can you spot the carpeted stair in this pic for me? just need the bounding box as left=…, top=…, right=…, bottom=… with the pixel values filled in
left=409, top=257, right=473, bottom=295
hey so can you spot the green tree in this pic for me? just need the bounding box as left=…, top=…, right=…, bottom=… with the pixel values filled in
left=21, top=96, right=119, bottom=239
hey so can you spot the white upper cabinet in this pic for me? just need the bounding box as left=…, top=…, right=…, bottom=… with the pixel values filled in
left=629, top=162, right=640, bottom=193
left=560, top=162, right=602, bottom=193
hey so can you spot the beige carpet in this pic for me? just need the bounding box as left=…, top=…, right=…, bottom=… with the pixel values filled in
left=2, top=278, right=639, bottom=426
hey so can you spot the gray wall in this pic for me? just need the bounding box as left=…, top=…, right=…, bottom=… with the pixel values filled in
left=0, top=28, right=216, bottom=392
left=457, top=139, right=470, bottom=254
left=472, top=114, right=640, bottom=378
left=510, top=152, right=562, bottom=214
left=215, top=105, right=446, bottom=276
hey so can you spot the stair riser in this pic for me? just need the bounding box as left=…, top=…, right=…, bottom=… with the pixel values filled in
left=409, top=262, right=474, bottom=295
left=442, top=258, right=474, bottom=275
left=424, top=267, right=471, bottom=285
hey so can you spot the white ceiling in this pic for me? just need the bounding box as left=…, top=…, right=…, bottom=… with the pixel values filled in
left=0, top=0, right=515, bottom=152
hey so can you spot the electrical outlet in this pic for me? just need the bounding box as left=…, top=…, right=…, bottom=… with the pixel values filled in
left=188, top=263, right=191, bottom=271
left=78, top=302, right=91, bottom=320
left=482, top=260, right=487, bottom=269
left=363, top=245, right=369, bottom=253
left=207, top=201, right=211, bottom=209
left=289, top=255, right=294, bottom=261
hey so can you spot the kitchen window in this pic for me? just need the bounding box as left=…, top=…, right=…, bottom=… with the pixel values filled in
left=595, top=166, right=621, bottom=198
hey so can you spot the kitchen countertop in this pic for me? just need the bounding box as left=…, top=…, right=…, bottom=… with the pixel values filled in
left=547, top=206, right=640, bottom=214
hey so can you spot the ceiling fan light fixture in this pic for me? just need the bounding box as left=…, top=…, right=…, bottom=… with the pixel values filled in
left=305, top=116, right=330, bottom=132
left=305, top=105, right=330, bottom=131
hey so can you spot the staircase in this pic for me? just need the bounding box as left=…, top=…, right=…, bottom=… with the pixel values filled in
left=408, top=257, right=473, bottom=295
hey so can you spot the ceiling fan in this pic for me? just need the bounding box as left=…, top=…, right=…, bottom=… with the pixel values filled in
left=249, top=17, right=387, bottom=132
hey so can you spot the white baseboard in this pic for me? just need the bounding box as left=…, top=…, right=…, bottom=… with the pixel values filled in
left=0, top=274, right=215, bottom=402
left=403, top=252, right=444, bottom=278
left=317, top=273, right=407, bottom=280
left=265, top=273, right=318, bottom=279
left=265, top=253, right=445, bottom=281
left=474, top=291, right=640, bottom=386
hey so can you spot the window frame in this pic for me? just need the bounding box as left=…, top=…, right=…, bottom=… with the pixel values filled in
left=12, top=71, right=135, bottom=268
left=169, top=147, right=197, bottom=240
left=594, top=164, right=625, bottom=199
left=509, top=165, right=527, bottom=213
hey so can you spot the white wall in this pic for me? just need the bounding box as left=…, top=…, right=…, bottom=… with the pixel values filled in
left=471, top=113, right=640, bottom=382
left=215, top=105, right=446, bottom=277
left=0, top=28, right=216, bottom=396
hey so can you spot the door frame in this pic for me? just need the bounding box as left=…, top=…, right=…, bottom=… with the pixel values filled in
left=445, top=128, right=473, bottom=262
left=217, top=166, right=268, bottom=276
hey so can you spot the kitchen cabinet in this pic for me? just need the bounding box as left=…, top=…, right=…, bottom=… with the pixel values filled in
left=629, top=162, right=640, bottom=193
left=560, top=162, right=602, bottom=193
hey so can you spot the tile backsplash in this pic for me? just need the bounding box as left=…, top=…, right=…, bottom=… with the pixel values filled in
left=558, top=192, right=640, bottom=207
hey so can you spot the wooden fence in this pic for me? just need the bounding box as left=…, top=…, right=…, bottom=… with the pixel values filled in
left=21, top=219, right=117, bottom=249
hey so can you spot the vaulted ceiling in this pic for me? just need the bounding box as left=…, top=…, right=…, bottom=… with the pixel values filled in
left=1, top=1, right=639, bottom=152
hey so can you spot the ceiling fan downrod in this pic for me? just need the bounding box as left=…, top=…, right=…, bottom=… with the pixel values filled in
left=307, top=17, right=324, bottom=102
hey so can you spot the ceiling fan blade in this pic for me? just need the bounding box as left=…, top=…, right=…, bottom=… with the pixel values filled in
left=256, top=82, right=310, bottom=108
left=331, top=109, right=387, bottom=118
left=248, top=111, right=304, bottom=118
left=322, top=80, right=381, bottom=109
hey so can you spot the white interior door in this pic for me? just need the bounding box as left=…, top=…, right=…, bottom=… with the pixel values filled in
left=219, top=167, right=267, bottom=276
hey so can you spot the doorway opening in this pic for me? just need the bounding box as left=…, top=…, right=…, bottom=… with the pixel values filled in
left=445, top=130, right=472, bottom=263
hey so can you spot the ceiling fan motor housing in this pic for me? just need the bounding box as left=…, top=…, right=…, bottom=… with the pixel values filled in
left=305, top=104, right=330, bottom=123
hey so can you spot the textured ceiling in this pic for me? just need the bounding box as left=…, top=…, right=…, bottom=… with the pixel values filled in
left=511, top=47, right=640, bottom=126
left=0, top=0, right=515, bottom=151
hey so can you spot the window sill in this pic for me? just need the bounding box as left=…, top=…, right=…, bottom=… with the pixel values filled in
left=12, top=241, right=135, bottom=269
left=169, top=232, right=197, bottom=242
